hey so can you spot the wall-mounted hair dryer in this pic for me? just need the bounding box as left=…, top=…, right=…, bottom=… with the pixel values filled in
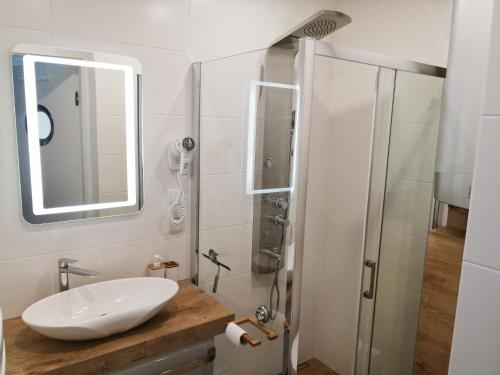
left=168, top=137, right=195, bottom=175
left=167, top=137, right=195, bottom=227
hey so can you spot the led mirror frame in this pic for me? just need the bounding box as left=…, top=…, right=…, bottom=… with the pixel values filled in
left=246, top=80, right=301, bottom=195
left=22, top=54, right=138, bottom=215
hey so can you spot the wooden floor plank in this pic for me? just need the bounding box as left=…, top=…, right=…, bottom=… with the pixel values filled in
left=299, top=358, right=339, bottom=375
left=413, top=209, right=466, bottom=375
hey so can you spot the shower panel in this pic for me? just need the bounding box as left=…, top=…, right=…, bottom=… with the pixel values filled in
left=252, top=10, right=352, bottom=277
left=250, top=45, right=296, bottom=276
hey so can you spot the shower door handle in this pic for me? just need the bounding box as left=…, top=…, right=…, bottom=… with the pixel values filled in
left=363, top=260, right=377, bottom=299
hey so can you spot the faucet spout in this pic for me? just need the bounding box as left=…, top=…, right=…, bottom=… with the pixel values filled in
left=58, top=258, right=99, bottom=292
left=67, top=266, right=100, bottom=277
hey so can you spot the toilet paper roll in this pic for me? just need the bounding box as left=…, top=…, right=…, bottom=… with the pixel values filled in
left=225, top=322, right=247, bottom=347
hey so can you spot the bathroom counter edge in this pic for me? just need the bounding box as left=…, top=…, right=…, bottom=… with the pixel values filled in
left=3, top=280, right=234, bottom=375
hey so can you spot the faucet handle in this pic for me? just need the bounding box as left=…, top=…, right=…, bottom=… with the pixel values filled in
left=58, top=258, right=78, bottom=267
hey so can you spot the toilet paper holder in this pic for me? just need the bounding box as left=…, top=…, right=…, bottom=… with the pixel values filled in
left=233, top=316, right=279, bottom=347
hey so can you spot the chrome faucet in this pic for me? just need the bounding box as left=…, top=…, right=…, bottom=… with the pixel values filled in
left=266, top=215, right=290, bottom=227
left=58, top=258, right=100, bottom=292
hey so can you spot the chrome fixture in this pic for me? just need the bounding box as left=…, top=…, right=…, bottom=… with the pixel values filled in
left=362, top=260, right=377, bottom=299
left=271, top=10, right=351, bottom=47
left=255, top=305, right=272, bottom=324
left=259, top=249, right=281, bottom=321
left=58, top=258, right=100, bottom=292
left=268, top=215, right=290, bottom=228
left=202, top=249, right=231, bottom=293
left=263, top=195, right=289, bottom=210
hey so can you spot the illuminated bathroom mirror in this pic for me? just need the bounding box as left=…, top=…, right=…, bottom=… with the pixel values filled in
left=11, top=45, right=143, bottom=224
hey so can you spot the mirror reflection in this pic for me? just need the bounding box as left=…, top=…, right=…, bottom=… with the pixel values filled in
left=11, top=47, right=143, bottom=224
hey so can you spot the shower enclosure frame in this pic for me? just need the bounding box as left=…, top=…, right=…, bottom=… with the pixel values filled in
left=190, top=38, right=446, bottom=375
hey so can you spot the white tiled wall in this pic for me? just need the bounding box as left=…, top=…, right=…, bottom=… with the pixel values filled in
left=299, top=56, right=377, bottom=374
left=0, top=0, right=193, bottom=319
left=0, top=0, right=453, bottom=373
left=449, top=2, right=500, bottom=369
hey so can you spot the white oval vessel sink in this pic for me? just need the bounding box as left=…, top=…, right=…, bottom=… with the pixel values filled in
left=22, top=277, right=179, bottom=341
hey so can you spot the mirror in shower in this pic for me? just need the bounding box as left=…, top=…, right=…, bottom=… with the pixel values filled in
left=11, top=45, right=143, bottom=224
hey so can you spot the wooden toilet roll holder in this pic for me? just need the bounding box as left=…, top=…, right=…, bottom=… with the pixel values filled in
left=233, top=316, right=279, bottom=347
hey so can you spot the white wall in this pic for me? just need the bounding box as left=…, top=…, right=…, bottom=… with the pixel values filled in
left=448, top=1, right=500, bottom=373
left=189, top=0, right=453, bottom=67
left=300, top=56, right=377, bottom=374
left=0, top=0, right=194, bottom=318
left=0, top=0, right=452, bottom=356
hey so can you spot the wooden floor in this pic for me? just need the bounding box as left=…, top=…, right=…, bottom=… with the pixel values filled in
left=298, top=358, right=339, bottom=375
left=413, top=207, right=467, bottom=374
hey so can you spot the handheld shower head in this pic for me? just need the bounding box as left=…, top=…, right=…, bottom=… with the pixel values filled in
left=271, top=10, right=352, bottom=47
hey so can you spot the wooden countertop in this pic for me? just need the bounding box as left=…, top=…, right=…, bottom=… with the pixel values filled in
left=4, top=280, right=234, bottom=375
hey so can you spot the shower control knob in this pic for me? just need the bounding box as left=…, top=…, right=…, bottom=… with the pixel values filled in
left=275, top=198, right=289, bottom=210
left=255, top=305, right=271, bottom=324
left=181, top=137, right=195, bottom=151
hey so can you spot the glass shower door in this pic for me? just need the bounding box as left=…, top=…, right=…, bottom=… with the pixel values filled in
left=195, top=40, right=314, bottom=375
left=359, top=71, right=445, bottom=375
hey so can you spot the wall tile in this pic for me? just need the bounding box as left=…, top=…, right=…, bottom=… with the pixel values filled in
left=392, top=72, right=444, bottom=125
left=463, top=117, right=500, bottom=270
left=200, top=57, right=261, bottom=119
left=324, top=215, right=364, bottom=270
left=324, top=0, right=379, bottom=54
left=0, top=108, right=18, bottom=187
left=0, top=26, right=52, bottom=108
left=52, top=34, right=192, bottom=116
left=378, top=230, right=426, bottom=292
left=370, top=325, right=415, bottom=375
left=299, top=298, right=317, bottom=363
left=449, top=262, right=500, bottom=375
left=383, top=178, right=433, bottom=239
left=304, top=212, right=326, bottom=259
left=200, top=117, right=246, bottom=175
left=142, top=115, right=188, bottom=179
left=315, top=299, right=356, bottom=360
left=0, top=186, right=61, bottom=261
left=52, top=0, right=189, bottom=52
left=315, top=336, right=353, bottom=375
left=0, top=0, right=52, bottom=31
left=308, top=124, right=332, bottom=169
left=387, top=123, right=438, bottom=183
left=60, top=238, right=162, bottom=289
left=330, top=123, right=372, bottom=175
left=318, top=257, right=358, bottom=313
left=199, top=173, right=253, bottom=230
left=330, top=69, right=377, bottom=124
left=301, top=256, right=321, bottom=299
left=305, top=168, right=327, bottom=214
left=0, top=252, right=62, bottom=318
left=327, top=171, right=368, bottom=221
left=373, top=279, right=420, bottom=341
left=42, top=178, right=182, bottom=255
left=311, top=73, right=333, bottom=124
left=199, top=224, right=252, bottom=284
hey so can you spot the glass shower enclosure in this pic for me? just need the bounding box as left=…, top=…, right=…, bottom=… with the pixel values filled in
left=192, top=39, right=446, bottom=375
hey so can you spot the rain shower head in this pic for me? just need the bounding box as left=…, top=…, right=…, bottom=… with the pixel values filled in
left=271, top=10, right=351, bottom=47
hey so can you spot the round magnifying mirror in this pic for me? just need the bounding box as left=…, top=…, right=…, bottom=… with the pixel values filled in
left=25, top=105, right=54, bottom=146
left=38, top=111, right=52, bottom=140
